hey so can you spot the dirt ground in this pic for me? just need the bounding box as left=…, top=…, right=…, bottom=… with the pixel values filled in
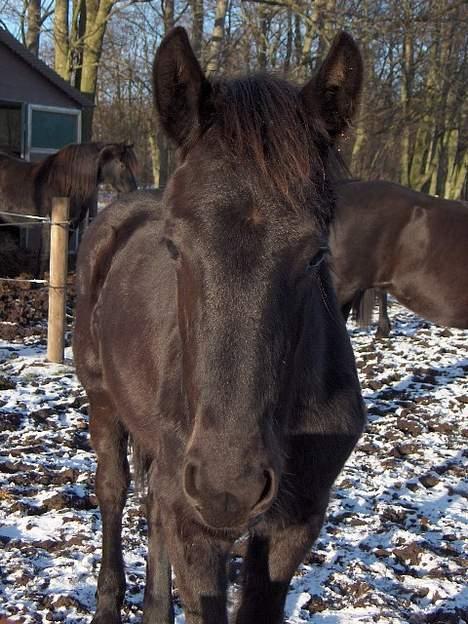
left=0, top=290, right=466, bottom=623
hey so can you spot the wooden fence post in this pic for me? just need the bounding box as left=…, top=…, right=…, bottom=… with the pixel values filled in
left=47, top=197, right=69, bottom=363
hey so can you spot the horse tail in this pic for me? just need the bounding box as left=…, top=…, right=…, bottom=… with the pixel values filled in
left=353, top=288, right=377, bottom=327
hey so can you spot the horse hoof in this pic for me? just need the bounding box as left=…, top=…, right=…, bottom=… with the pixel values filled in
left=91, top=610, right=122, bottom=624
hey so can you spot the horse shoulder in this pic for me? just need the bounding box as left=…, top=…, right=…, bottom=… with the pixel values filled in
left=74, top=193, right=163, bottom=388
left=77, top=192, right=162, bottom=299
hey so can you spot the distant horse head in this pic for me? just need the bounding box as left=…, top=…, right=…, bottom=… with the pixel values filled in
left=153, top=28, right=363, bottom=530
left=97, top=143, right=139, bottom=193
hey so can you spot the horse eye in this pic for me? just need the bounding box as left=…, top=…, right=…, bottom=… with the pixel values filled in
left=306, top=247, right=328, bottom=272
left=165, top=238, right=179, bottom=260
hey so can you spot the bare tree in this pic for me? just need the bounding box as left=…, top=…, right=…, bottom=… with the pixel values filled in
left=25, top=0, right=41, bottom=54
left=4, top=0, right=464, bottom=193
left=190, top=0, right=204, bottom=57
left=17, top=0, right=54, bottom=56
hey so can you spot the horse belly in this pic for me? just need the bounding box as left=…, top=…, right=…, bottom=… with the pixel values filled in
left=391, top=265, right=468, bottom=329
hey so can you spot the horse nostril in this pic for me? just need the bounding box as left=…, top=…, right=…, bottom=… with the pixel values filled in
left=252, top=468, right=277, bottom=514
left=183, top=461, right=200, bottom=501
left=260, top=470, right=272, bottom=502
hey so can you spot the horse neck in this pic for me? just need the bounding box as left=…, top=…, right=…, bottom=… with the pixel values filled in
left=36, top=147, right=100, bottom=218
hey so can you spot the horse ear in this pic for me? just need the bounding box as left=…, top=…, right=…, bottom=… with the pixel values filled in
left=98, top=145, right=114, bottom=162
left=301, top=32, right=363, bottom=140
left=153, top=27, right=211, bottom=147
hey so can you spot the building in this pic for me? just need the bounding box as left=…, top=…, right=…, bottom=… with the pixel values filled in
left=0, top=28, right=94, bottom=261
left=0, top=27, right=92, bottom=162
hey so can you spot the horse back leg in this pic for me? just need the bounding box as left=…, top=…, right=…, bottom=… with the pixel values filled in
left=143, top=479, right=174, bottom=624
left=341, top=300, right=353, bottom=323
left=235, top=510, right=326, bottom=624
left=376, top=289, right=391, bottom=338
left=88, top=392, right=129, bottom=624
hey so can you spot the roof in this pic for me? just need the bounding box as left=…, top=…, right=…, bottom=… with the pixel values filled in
left=0, top=27, right=93, bottom=108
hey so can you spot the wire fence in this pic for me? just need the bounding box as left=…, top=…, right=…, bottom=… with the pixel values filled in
left=0, top=209, right=68, bottom=286
left=0, top=277, right=48, bottom=285
left=0, top=211, right=49, bottom=221
left=1, top=199, right=71, bottom=363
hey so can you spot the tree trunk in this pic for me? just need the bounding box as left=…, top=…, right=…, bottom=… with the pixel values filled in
left=294, top=12, right=302, bottom=68
left=80, top=0, right=114, bottom=100
left=299, top=2, right=322, bottom=77
left=26, top=0, right=41, bottom=56
left=163, top=0, right=174, bottom=33
left=73, top=0, right=87, bottom=91
left=148, top=132, right=160, bottom=188
left=316, top=0, right=337, bottom=62
left=351, top=125, right=366, bottom=176
left=190, top=0, right=204, bottom=59
left=206, top=0, right=227, bottom=76
left=54, top=0, right=70, bottom=80
left=399, top=8, right=413, bottom=187
left=257, top=5, right=268, bottom=71
left=283, top=8, right=293, bottom=76
left=443, top=130, right=467, bottom=199
left=156, top=0, right=175, bottom=188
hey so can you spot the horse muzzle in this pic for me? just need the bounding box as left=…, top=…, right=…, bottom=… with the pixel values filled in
left=183, top=459, right=278, bottom=530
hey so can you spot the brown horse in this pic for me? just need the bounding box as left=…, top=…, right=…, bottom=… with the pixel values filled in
left=0, top=142, right=138, bottom=273
left=331, top=180, right=468, bottom=333
left=74, top=27, right=365, bottom=624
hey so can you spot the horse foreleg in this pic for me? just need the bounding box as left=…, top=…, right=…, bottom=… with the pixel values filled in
left=89, top=396, right=130, bottom=624
left=163, top=513, right=232, bottom=624
left=235, top=512, right=325, bottom=624
left=143, top=486, right=174, bottom=624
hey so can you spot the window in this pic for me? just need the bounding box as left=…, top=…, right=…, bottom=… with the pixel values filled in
left=27, top=105, right=81, bottom=158
left=0, top=101, right=22, bottom=156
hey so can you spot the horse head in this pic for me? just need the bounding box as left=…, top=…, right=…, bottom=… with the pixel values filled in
left=153, top=27, right=363, bottom=530
left=98, top=143, right=138, bottom=193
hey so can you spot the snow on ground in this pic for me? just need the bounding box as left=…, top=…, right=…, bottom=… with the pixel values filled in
left=0, top=301, right=467, bottom=623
